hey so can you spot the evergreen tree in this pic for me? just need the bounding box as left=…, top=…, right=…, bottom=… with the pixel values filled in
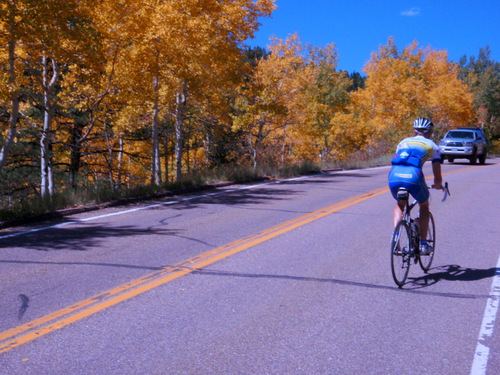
left=459, top=46, right=500, bottom=138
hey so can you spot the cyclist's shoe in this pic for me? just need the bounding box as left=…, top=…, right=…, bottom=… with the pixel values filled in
left=419, top=243, right=433, bottom=255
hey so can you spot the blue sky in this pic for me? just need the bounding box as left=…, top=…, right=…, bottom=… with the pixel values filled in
left=246, top=0, right=500, bottom=73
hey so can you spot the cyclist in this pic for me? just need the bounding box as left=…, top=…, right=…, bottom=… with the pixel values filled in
left=388, top=117, right=443, bottom=255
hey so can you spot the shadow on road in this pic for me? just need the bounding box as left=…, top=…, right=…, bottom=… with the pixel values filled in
left=192, top=266, right=494, bottom=300
left=408, top=264, right=500, bottom=288
left=172, top=186, right=299, bottom=210
left=0, top=258, right=164, bottom=272
left=173, top=170, right=377, bottom=209
left=0, top=171, right=378, bottom=251
left=0, top=223, right=181, bottom=251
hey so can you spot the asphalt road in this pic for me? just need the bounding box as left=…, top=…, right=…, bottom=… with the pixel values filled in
left=1, top=158, right=499, bottom=375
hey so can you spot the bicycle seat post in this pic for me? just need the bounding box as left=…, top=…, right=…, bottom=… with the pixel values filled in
left=396, top=188, right=410, bottom=213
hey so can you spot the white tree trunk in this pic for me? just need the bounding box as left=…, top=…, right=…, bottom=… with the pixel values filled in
left=40, top=55, right=58, bottom=199
left=151, top=75, right=162, bottom=185
left=175, top=82, right=187, bottom=181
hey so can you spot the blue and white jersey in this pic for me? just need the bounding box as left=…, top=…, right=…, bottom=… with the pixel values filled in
left=391, top=135, right=441, bottom=169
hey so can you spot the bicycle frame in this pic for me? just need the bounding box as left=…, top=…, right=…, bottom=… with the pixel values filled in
left=397, top=189, right=418, bottom=228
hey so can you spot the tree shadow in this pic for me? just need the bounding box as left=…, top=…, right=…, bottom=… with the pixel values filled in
left=407, top=264, right=500, bottom=289
left=277, top=171, right=375, bottom=183
left=0, top=170, right=378, bottom=234
left=0, top=258, right=164, bottom=272
left=174, top=171, right=376, bottom=209
left=0, top=223, right=182, bottom=251
left=0, top=171, right=385, bottom=255
left=0, top=185, right=306, bottom=249
left=171, top=186, right=300, bottom=209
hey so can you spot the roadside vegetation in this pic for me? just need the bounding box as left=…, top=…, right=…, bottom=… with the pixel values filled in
left=0, top=155, right=393, bottom=225
left=1, top=1, right=499, bottom=224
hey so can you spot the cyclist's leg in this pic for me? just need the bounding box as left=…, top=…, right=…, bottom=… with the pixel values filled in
left=411, top=171, right=430, bottom=240
left=393, top=201, right=405, bottom=229
left=418, top=200, right=430, bottom=240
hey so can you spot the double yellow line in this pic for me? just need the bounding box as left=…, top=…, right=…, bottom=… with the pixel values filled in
left=0, top=186, right=389, bottom=354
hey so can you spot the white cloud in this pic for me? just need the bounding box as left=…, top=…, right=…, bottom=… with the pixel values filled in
left=401, top=7, right=421, bottom=16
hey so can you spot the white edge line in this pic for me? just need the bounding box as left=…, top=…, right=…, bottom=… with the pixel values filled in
left=0, top=165, right=391, bottom=241
left=470, top=254, right=500, bottom=375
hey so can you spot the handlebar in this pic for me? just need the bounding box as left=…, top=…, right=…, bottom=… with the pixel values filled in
left=429, top=182, right=450, bottom=202
left=441, top=182, right=450, bottom=202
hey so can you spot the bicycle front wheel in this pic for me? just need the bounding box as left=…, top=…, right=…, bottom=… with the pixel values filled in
left=419, top=212, right=436, bottom=272
left=391, top=220, right=412, bottom=287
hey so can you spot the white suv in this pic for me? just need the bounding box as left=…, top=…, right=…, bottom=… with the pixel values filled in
left=439, top=127, right=488, bottom=165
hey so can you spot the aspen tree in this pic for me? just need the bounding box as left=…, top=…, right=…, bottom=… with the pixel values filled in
left=296, top=43, right=352, bottom=162
left=13, top=0, right=101, bottom=198
left=112, top=0, right=275, bottom=182
left=233, top=33, right=310, bottom=168
left=352, top=37, right=474, bottom=148
left=0, top=0, right=29, bottom=169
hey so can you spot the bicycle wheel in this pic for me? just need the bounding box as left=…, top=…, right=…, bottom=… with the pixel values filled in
left=391, top=220, right=412, bottom=287
left=419, top=212, right=436, bottom=272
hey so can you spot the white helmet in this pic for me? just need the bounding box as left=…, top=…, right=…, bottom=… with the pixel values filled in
left=413, top=117, right=434, bottom=133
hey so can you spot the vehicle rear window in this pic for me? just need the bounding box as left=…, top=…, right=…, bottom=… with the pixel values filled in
left=446, top=131, right=474, bottom=139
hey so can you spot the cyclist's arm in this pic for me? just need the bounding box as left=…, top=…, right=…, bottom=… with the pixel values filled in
left=431, top=161, right=443, bottom=189
left=430, top=142, right=443, bottom=189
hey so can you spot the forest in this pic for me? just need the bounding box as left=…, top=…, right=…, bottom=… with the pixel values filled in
left=1, top=0, right=499, bottom=220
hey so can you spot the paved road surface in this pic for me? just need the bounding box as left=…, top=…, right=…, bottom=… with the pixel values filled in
left=1, top=159, right=499, bottom=374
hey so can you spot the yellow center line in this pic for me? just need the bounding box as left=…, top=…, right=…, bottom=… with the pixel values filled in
left=0, top=186, right=388, bottom=353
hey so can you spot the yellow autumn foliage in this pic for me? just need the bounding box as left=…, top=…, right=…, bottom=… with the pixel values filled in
left=2, top=1, right=490, bottom=204
left=352, top=37, right=475, bottom=147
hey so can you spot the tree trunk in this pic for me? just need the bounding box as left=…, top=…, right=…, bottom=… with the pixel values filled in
left=0, top=95, right=19, bottom=169
left=151, top=75, right=162, bottom=185
left=40, top=55, right=58, bottom=199
left=117, top=137, right=123, bottom=188
left=175, top=82, right=187, bottom=181
left=281, top=141, right=286, bottom=167
left=0, top=21, right=20, bottom=170
left=250, top=132, right=257, bottom=170
left=252, top=120, right=265, bottom=170
left=69, top=120, right=83, bottom=189
left=104, top=119, right=115, bottom=190
left=281, top=128, right=287, bottom=167
left=163, top=128, right=169, bottom=183
left=40, top=107, right=52, bottom=199
left=185, top=134, right=190, bottom=174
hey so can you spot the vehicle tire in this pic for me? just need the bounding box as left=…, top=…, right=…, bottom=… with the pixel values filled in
left=470, top=148, right=477, bottom=164
left=440, top=156, right=445, bottom=164
left=478, top=150, right=487, bottom=165
left=391, top=220, right=411, bottom=287
left=419, top=212, right=435, bottom=272
left=448, top=158, right=454, bottom=163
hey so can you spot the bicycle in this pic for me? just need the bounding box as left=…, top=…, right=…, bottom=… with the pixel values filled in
left=390, top=182, right=450, bottom=287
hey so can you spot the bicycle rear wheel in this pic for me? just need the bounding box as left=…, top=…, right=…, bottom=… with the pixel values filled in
left=419, top=212, right=436, bottom=272
left=391, top=220, right=412, bottom=287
